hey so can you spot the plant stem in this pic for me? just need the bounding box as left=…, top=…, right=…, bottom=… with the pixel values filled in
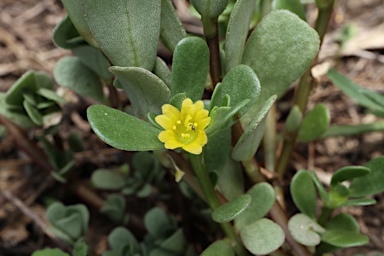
left=188, top=153, right=250, bottom=256
left=276, top=0, right=335, bottom=178
left=263, top=104, right=277, bottom=172
left=203, top=17, right=222, bottom=88
left=318, top=206, right=333, bottom=226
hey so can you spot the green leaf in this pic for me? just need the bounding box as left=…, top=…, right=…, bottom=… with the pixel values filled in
left=171, top=37, right=209, bottom=101
left=235, top=183, right=275, bottom=230
left=52, top=16, right=85, bottom=49
left=54, top=56, right=105, bottom=103
left=285, top=105, right=302, bottom=132
left=73, top=45, right=113, bottom=82
left=109, top=66, right=171, bottom=118
left=144, top=207, right=175, bottom=238
left=232, top=95, right=276, bottom=161
left=79, top=0, right=161, bottom=70
left=349, top=156, right=384, bottom=197
left=55, top=213, right=82, bottom=240
left=272, top=0, right=307, bottom=21
left=153, top=57, right=172, bottom=89
left=201, top=240, right=234, bottom=256
left=321, top=230, right=369, bottom=248
left=288, top=213, right=325, bottom=246
left=32, top=248, right=70, bottom=256
left=159, top=229, right=187, bottom=253
left=330, top=166, right=370, bottom=186
left=108, top=227, right=138, bottom=252
left=211, top=65, right=261, bottom=116
left=73, top=240, right=88, bottom=256
left=101, top=194, right=127, bottom=224
left=339, top=198, right=376, bottom=207
left=326, top=213, right=359, bottom=232
left=61, top=0, right=98, bottom=47
left=23, top=100, right=43, bottom=126
left=91, top=169, right=126, bottom=190
left=191, top=0, right=231, bottom=18
left=212, top=194, right=251, bottom=223
left=308, top=170, right=329, bottom=203
left=321, top=121, right=384, bottom=138
left=205, top=99, right=250, bottom=136
left=0, top=94, right=35, bottom=129
left=240, top=218, right=285, bottom=255
left=298, top=103, right=330, bottom=142
left=87, top=105, right=163, bottom=151
left=224, top=0, right=256, bottom=72
left=290, top=170, right=317, bottom=218
left=36, top=88, right=66, bottom=104
left=241, top=10, right=319, bottom=123
left=327, top=69, right=384, bottom=113
left=160, top=0, right=186, bottom=52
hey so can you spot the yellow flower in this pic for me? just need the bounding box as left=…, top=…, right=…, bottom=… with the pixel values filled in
left=155, top=98, right=211, bottom=155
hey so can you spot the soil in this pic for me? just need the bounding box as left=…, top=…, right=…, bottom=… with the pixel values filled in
left=0, top=0, right=383, bottom=255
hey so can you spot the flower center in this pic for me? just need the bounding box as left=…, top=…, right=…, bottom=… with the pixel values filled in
left=173, top=115, right=198, bottom=144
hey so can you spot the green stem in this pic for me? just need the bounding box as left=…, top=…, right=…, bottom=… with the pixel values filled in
left=263, top=104, right=277, bottom=172
left=276, top=1, right=335, bottom=178
left=318, top=206, right=333, bottom=226
left=188, top=154, right=250, bottom=256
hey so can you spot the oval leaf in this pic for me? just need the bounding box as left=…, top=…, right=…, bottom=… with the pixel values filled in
left=232, top=95, right=276, bottom=161
left=212, top=194, right=251, bottom=223
left=191, top=0, right=231, bottom=18
left=298, top=103, right=330, bottom=142
left=240, top=218, right=285, bottom=255
left=326, top=213, right=359, bottom=232
left=160, top=0, right=186, bottom=52
left=331, top=166, right=370, bottom=186
left=349, top=156, right=384, bottom=197
left=87, top=105, right=163, bottom=151
left=321, top=230, right=369, bottom=248
left=290, top=170, right=317, bottom=218
left=54, top=56, right=105, bottom=103
left=225, top=0, right=256, bottom=72
left=80, top=0, right=161, bottom=70
left=201, top=240, right=234, bottom=256
left=171, top=37, right=209, bottom=101
left=241, top=10, right=319, bottom=124
left=52, top=16, right=85, bottom=49
left=211, top=65, right=261, bottom=116
left=91, top=169, right=126, bottom=190
left=288, top=213, right=325, bottom=246
left=235, top=182, right=275, bottom=230
left=109, top=66, right=171, bottom=118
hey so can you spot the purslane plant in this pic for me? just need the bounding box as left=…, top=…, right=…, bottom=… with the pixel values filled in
left=1, top=0, right=383, bottom=256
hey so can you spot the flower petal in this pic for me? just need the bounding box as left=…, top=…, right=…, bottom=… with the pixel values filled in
left=182, top=142, right=203, bottom=155
left=162, top=104, right=181, bottom=120
left=155, top=115, right=174, bottom=130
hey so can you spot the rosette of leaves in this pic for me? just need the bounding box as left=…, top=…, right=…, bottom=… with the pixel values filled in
left=46, top=202, right=90, bottom=245
left=288, top=162, right=382, bottom=253
left=0, top=71, right=65, bottom=129
left=91, top=152, right=165, bottom=198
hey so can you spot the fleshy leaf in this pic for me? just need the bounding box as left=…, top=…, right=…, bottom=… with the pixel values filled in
left=91, top=169, right=126, bottom=190
left=288, top=213, right=325, bottom=246
left=232, top=95, right=276, bottom=161
left=330, top=166, right=370, bottom=186
left=160, top=0, right=186, bottom=52
left=73, top=45, right=112, bottom=82
left=235, top=183, right=275, bottom=230
left=109, top=66, right=171, bottom=118
left=290, top=170, right=317, bottom=218
left=210, top=65, right=261, bottom=116
left=54, top=56, right=105, bottom=103
left=52, top=16, right=85, bottom=49
left=212, top=194, right=251, bottom=223
left=241, top=10, right=319, bottom=124
left=201, top=240, right=234, bottom=256
left=349, top=156, right=384, bottom=197
left=153, top=57, right=172, bottom=89
left=339, top=198, right=376, bottom=207
left=224, top=0, right=256, bottom=72
left=240, top=218, right=285, bottom=255
left=171, top=37, right=209, bottom=101
left=32, top=248, right=70, bottom=256
left=191, top=0, right=231, bottom=18
left=61, top=0, right=98, bottom=47
left=87, top=105, right=163, bottom=151
left=272, top=0, right=307, bottom=21
left=79, top=0, right=161, bottom=70
left=321, top=230, right=369, bottom=248
left=285, top=105, right=302, bottom=132
left=298, top=103, right=330, bottom=142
